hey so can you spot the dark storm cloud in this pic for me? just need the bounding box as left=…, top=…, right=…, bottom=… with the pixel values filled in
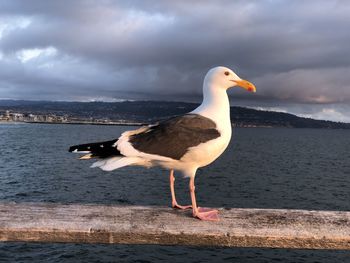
left=0, top=0, right=349, bottom=120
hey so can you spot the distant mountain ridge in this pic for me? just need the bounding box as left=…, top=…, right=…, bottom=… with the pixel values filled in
left=0, top=100, right=349, bottom=129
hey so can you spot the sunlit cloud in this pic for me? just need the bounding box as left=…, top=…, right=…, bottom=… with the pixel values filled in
left=16, top=46, right=57, bottom=63
left=0, top=16, right=31, bottom=38
left=250, top=104, right=350, bottom=123
left=299, top=108, right=350, bottom=123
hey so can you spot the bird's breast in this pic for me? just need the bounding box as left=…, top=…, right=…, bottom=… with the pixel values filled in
left=180, top=124, right=232, bottom=168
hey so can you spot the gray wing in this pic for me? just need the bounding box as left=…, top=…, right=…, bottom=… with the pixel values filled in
left=128, top=114, right=221, bottom=160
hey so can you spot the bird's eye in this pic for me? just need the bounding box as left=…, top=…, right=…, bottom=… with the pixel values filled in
left=224, top=71, right=230, bottom=76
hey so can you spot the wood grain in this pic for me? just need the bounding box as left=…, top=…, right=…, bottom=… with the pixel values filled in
left=0, top=202, right=349, bottom=249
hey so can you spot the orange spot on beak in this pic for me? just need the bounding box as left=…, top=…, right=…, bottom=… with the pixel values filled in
left=233, top=79, right=256, bottom=93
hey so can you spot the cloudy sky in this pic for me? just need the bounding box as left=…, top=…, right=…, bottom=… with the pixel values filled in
left=0, top=0, right=349, bottom=122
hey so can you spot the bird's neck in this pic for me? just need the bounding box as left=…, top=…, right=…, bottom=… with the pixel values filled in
left=191, top=83, right=231, bottom=128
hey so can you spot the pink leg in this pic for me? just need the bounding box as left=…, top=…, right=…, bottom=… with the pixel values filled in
left=169, top=170, right=192, bottom=210
left=189, top=177, right=219, bottom=221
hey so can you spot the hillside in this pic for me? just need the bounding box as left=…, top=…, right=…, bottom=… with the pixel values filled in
left=0, top=100, right=349, bottom=129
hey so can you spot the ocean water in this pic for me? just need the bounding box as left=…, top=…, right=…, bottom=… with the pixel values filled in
left=0, top=123, right=349, bottom=262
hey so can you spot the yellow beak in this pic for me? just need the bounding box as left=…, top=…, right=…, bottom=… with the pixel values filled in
left=233, top=79, right=256, bottom=93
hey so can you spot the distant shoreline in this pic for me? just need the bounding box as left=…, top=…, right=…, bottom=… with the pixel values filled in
left=1, top=100, right=349, bottom=129
left=0, top=120, right=267, bottom=128
left=0, top=120, right=332, bottom=129
left=0, top=120, right=145, bottom=126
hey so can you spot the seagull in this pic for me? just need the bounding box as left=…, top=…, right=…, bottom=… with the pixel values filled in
left=69, top=66, right=256, bottom=221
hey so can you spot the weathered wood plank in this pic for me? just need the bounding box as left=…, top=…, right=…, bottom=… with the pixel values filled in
left=0, top=202, right=349, bottom=249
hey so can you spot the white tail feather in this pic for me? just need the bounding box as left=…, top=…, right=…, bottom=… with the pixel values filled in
left=91, top=157, right=143, bottom=171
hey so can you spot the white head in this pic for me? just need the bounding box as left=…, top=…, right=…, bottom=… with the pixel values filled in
left=192, top=66, right=256, bottom=120
left=204, top=66, right=256, bottom=93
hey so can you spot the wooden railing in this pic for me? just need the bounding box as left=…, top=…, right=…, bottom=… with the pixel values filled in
left=0, top=202, right=349, bottom=249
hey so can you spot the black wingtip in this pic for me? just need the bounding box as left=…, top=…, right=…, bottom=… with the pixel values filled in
left=68, top=146, right=77, bottom=152
left=68, top=144, right=89, bottom=153
left=68, top=139, right=121, bottom=158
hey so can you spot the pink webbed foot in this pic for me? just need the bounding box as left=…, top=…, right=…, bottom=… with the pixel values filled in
left=194, top=208, right=220, bottom=221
